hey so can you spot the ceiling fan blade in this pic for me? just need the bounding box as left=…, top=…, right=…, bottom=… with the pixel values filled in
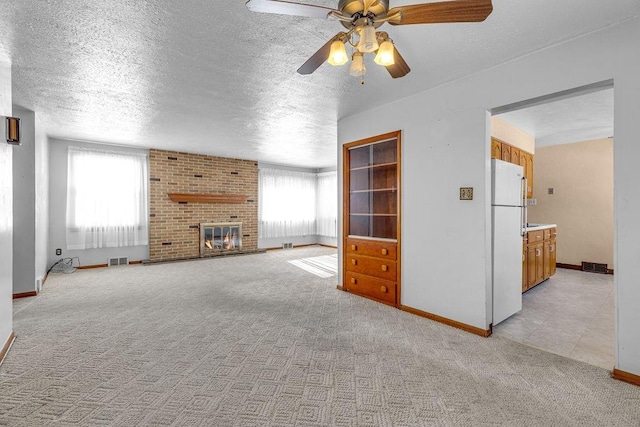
left=297, top=33, right=346, bottom=75
left=246, top=0, right=338, bottom=19
left=386, top=46, right=411, bottom=78
left=387, top=0, right=493, bottom=26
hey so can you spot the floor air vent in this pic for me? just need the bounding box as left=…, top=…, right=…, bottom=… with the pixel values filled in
left=108, top=257, right=129, bottom=267
left=581, top=261, right=608, bottom=274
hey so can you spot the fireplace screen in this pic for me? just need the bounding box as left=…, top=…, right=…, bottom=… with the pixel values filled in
left=200, top=222, right=242, bottom=255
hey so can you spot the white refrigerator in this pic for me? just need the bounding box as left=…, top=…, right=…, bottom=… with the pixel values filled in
left=492, top=159, right=526, bottom=326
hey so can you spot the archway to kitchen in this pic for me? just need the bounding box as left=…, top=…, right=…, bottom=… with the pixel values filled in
left=489, top=80, right=615, bottom=371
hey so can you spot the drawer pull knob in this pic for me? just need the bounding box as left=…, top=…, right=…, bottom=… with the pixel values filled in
left=381, top=248, right=388, bottom=255
left=351, top=245, right=357, bottom=251
left=352, top=259, right=357, bottom=265
left=351, top=278, right=357, bottom=284
left=381, top=265, right=388, bottom=272
left=380, top=286, right=387, bottom=293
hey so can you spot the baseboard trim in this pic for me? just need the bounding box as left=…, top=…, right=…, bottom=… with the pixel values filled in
left=319, top=244, right=338, bottom=249
left=557, top=263, right=614, bottom=275
left=77, top=264, right=109, bottom=270
left=264, top=244, right=331, bottom=251
left=402, top=305, right=492, bottom=337
left=336, top=285, right=344, bottom=291
left=0, top=332, right=16, bottom=367
left=612, top=368, right=640, bottom=387
left=13, top=291, right=38, bottom=299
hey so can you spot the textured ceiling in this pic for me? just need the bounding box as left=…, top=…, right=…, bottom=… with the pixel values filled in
left=497, top=89, right=614, bottom=148
left=1, top=1, right=638, bottom=167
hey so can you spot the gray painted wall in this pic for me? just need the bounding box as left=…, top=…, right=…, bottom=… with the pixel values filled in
left=48, top=138, right=149, bottom=267
left=12, top=106, right=36, bottom=295
left=34, top=114, right=49, bottom=288
left=0, top=57, right=14, bottom=349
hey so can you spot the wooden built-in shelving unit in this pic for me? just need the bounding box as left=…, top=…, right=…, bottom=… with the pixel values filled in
left=342, top=130, right=401, bottom=307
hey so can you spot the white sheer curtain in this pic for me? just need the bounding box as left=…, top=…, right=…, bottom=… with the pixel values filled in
left=316, top=171, right=337, bottom=238
left=66, top=147, right=149, bottom=250
left=259, top=168, right=317, bottom=238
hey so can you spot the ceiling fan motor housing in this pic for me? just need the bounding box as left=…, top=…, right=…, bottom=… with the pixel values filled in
left=339, top=0, right=389, bottom=20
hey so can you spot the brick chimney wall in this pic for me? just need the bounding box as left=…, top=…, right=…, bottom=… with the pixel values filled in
left=148, top=149, right=258, bottom=262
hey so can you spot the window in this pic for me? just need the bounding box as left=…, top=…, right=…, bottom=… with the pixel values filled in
left=259, top=168, right=337, bottom=238
left=259, top=168, right=317, bottom=238
left=316, top=171, right=337, bottom=238
left=66, top=147, right=149, bottom=250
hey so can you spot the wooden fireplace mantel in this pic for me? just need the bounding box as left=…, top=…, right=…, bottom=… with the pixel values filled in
left=168, top=193, right=248, bottom=204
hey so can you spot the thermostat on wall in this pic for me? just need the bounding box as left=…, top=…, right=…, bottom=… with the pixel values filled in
left=460, top=187, right=473, bottom=200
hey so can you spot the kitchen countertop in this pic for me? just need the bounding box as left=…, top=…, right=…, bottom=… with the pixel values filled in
left=525, top=223, right=557, bottom=232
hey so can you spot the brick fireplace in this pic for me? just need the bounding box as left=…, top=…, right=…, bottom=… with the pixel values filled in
left=148, top=149, right=258, bottom=262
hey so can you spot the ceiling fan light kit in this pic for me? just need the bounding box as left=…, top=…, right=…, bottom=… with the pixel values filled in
left=349, top=52, right=366, bottom=77
left=328, top=40, right=349, bottom=65
left=374, top=40, right=395, bottom=66
left=357, top=24, right=379, bottom=53
left=246, top=0, right=493, bottom=82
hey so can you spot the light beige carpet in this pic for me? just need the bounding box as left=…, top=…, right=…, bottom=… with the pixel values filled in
left=2, top=246, right=639, bottom=426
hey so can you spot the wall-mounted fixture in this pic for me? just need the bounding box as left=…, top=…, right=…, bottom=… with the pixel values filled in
left=460, top=187, right=474, bottom=200
left=6, top=117, right=20, bottom=145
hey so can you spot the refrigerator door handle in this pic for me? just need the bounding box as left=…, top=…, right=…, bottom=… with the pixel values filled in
left=521, top=176, right=527, bottom=236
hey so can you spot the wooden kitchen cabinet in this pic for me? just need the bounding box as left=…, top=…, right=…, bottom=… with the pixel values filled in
left=501, top=143, right=511, bottom=162
left=511, top=147, right=520, bottom=165
left=525, top=152, right=534, bottom=198
left=523, top=227, right=557, bottom=292
left=343, top=131, right=401, bottom=307
left=491, top=138, right=534, bottom=198
left=492, top=138, right=502, bottom=159
left=522, top=244, right=528, bottom=292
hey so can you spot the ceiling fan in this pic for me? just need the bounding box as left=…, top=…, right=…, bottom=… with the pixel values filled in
left=245, top=0, right=493, bottom=82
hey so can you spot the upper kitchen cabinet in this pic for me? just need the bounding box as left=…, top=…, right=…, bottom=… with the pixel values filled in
left=492, top=139, right=502, bottom=160
left=491, top=138, right=534, bottom=198
left=525, top=152, right=534, bottom=199
left=501, top=143, right=511, bottom=162
left=511, top=147, right=520, bottom=165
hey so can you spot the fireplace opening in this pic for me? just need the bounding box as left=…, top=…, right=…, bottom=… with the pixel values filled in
left=200, top=222, right=242, bottom=255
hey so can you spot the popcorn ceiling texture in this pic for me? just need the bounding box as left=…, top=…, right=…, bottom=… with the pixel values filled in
left=148, top=149, right=258, bottom=262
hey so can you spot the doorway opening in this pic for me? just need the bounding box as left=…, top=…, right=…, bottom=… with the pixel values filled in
left=490, top=80, right=615, bottom=371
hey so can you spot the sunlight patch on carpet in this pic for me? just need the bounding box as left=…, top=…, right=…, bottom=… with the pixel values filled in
left=288, top=254, right=338, bottom=278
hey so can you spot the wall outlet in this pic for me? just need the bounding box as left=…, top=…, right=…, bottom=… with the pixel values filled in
left=529, top=199, right=537, bottom=206
left=460, top=187, right=473, bottom=200
left=55, top=248, right=62, bottom=256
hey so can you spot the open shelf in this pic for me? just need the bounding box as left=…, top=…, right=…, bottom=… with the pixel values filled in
left=345, top=137, right=399, bottom=240
left=349, top=162, right=398, bottom=172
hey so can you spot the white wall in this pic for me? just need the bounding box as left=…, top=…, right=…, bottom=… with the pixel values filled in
left=12, top=106, right=36, bottom=295
left=34, top=114, right=49, bottom=287
left=0, top=57, right=13, bottom=350
left=48, top=138, right=149, bottom=267
left=338, top=18, right=640, bottom=375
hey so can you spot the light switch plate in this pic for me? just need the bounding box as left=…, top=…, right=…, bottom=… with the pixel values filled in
left=460, top=187, right=473, bottom=200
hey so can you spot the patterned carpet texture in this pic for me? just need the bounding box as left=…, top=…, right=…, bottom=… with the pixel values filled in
left=2, top=246, right=640, bottom=426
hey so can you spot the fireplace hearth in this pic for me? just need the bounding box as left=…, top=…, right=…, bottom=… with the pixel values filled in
left=200, top=222, right=242, bottom=256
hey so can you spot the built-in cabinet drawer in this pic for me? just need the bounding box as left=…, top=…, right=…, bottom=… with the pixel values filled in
left=346, top=238, right=397, bottom=260
left=345, top=272, right=396, bottom=305
left=528, top=230, right=544, bottom=243
left=346, top=254, right=397, bottom=281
